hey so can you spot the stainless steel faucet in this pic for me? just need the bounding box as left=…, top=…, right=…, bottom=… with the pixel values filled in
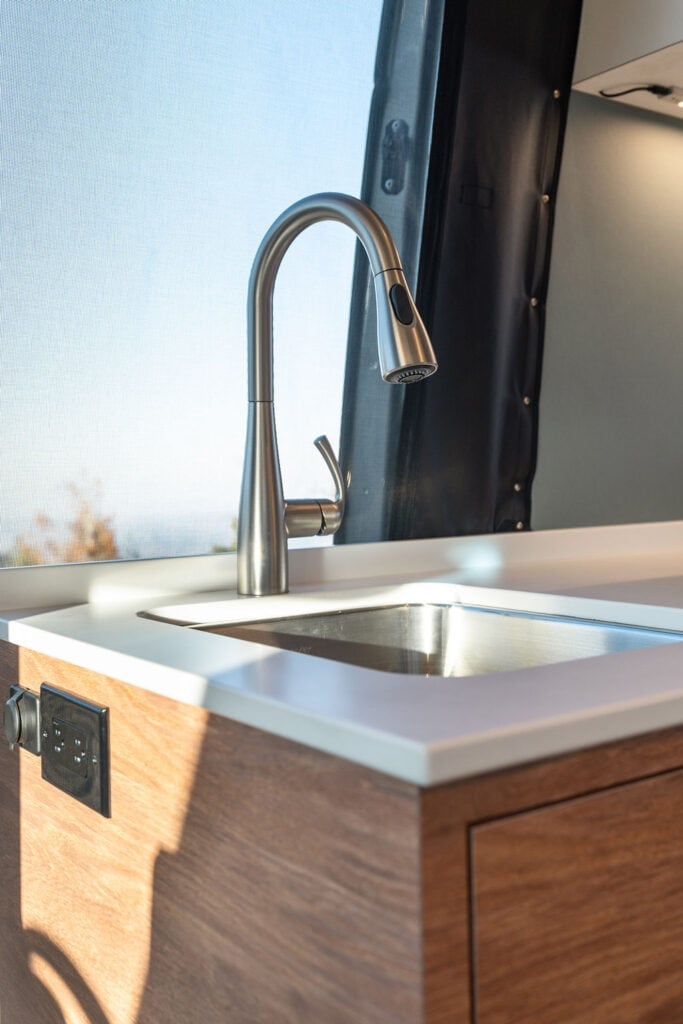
left=237, top=192, right=437, bottom=596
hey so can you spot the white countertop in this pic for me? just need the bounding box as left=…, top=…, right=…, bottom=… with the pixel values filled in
left=2, top=522, right=683, bottom=786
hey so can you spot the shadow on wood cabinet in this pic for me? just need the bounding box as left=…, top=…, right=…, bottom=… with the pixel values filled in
left=1, top=639, right=422, bottom=1024
left=1, top=644, right=109, bottom=1024
left=0, top=645, right=119, bottom=1024
left=134, top=709, right=422, bottom=1024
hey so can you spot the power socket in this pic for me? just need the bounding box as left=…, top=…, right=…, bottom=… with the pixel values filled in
left=40, top=684, right=110, bottom=817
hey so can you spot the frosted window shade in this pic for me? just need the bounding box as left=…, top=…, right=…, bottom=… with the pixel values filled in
left=0, top=0, right=382, bottom=565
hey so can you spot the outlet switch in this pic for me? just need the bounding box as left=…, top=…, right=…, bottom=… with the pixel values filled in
left=40, top=684, right=110, bottom=817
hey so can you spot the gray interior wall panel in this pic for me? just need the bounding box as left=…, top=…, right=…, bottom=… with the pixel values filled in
left=573, top=0, right=683, bottom=82
left=533, top=92, right=683, bottom=530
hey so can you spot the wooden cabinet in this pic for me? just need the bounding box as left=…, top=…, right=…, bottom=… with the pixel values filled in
left=2, top=638, right=683, bottom=1024
left=472, top=772, right=683, bottom=1023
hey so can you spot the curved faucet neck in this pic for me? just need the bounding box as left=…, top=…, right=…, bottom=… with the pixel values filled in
left=247, top=192, right=402, bottom=403
left=238, top=191, right=436, bottom=596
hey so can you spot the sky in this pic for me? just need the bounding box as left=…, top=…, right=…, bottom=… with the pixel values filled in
left=1, top=0, right=383, bottom=559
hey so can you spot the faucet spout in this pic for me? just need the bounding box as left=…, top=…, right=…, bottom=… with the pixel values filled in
left=237, top=192, right=437, bottom=596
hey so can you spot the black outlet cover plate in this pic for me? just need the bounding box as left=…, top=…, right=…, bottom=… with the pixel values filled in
left=40, top=683, right=110, bottom=817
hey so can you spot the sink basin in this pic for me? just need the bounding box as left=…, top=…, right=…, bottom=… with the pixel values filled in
left=194, top=602, right=683, bottom=677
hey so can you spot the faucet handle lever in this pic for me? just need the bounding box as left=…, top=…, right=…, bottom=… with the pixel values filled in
left=314, top=435, right=345, bottom=506
left=284, top=435, right=346, bottom=539
left=314, top=435, right=346, bottom=535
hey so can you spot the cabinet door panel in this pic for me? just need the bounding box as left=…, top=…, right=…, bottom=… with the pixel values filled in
left=472, top=770, right=683, bottom=1024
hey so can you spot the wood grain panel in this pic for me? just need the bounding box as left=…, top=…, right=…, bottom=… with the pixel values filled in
left=0, top=643, right=424, bottom=1024
left=134, top=707, right=423, bottom=1024
left=417, top=725, right=683, bottom=1021
left=12, top=645, right=209, bottom=1024
left=420, top=786, right=472, bottom=1024
left=472, top=770, right=683, bottom=1023
left=4, top=636, right=683, bottom=1024
left=0, top=640, right=30, bottom=1024
left=431, top=723, right=683, bottom=828
left=0, top=636, right=19, bottom=686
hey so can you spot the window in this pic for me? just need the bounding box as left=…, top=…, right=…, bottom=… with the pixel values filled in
left=1, top=1, right=442, bottom=567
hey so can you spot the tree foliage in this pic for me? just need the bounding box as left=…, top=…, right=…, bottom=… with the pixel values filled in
left=5, top=484, right=119, bottom=566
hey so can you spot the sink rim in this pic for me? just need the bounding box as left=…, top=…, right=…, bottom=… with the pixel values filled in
left=139, top=580, right=683, bottom=637
left=138, top=583, right=683, bottom=680
left=190, top=599, right=683, bottom=638
left=191, top=598, right=683, bottom=678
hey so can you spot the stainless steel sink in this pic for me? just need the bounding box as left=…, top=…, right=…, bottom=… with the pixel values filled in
left=196, top=602, right=683, bottom=677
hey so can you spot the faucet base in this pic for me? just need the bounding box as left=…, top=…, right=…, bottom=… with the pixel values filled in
left=237, top=401, right=288, bottom=596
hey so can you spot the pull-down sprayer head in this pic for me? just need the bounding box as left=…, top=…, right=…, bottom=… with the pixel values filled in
left=372, top=267, right=436, bottom=383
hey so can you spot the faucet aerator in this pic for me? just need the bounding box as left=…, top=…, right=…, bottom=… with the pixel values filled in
left=384, top=365, right=436, bottom=384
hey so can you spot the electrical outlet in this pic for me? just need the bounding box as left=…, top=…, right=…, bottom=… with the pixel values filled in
left=40, top=684, right=110, bottom=817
